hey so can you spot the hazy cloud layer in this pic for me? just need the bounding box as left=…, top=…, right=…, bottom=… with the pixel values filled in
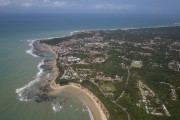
left=0, top=0, right=11, bottom=6
left=95, top=4, right=135, bottom=10
left=0, top=0, right=180, bottom=14
left=20, top=2, right=32, bottom=7
left=53, top=1, right=66, bottom=7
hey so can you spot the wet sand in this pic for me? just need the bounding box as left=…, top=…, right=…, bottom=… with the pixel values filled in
left=49, top=84, right=107, bottom=120
left=37, top=41, right=108, bottom=120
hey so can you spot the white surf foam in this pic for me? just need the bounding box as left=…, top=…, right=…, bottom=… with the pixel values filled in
left=16, top=59, right=45, bottom=101
left=26, top=40, right=39, bottom=57
left=84, top=103, right=94, bottom=120
left=46, top=73, right=51, bottom=79
left=44, top=37, right=59, bottom=40
left=81, top=100, right=94, bottom=120
left=25, top=36, right=61, bottom=57
left=70, top=31, right=80, bottom=35
left=82, top=108, right=86, bottom=112
left=52, top=102, right=63, bottom=112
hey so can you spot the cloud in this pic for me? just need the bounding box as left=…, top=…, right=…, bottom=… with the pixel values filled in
left=0, top=0, right=11, bottom=6
left=95, top=4, right=135, bottom=10
left=53, top=1, right=66, bottom=7
left=43, top=0, right=50, bottom=3
left=0, top=0, right=73, bottom=9
left=20, top=2, right=32, bottom=7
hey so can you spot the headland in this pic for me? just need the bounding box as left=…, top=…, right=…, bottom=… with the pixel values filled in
left=37, top=26, right=180, bottom=120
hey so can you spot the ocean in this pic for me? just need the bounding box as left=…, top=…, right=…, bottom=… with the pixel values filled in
left=0, top=13, right=180, bottom=120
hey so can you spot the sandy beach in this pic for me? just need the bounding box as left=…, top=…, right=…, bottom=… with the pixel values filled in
left=49, top=84, right=107, bottom=120
left=37, top=41, right=108, bottom=120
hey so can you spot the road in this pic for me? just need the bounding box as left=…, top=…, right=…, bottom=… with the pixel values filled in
left=116, top=67, right=130, bottom=102
left=91, top=80, right=131, bottom=120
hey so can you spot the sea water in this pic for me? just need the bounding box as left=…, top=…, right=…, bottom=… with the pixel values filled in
left=0, top=13, right=180, bottom=120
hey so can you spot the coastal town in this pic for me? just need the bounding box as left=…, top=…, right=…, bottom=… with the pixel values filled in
left=40, top=26, right=180, bottom=120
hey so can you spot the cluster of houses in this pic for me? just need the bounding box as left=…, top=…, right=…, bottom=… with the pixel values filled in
left=138, top=81, right=171, bottom=116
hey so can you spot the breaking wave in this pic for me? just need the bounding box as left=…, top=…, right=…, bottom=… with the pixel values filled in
left=16, top=38, right=56, bottom=102
left=81, top=100, right=94, bottom=120
left=52, top=102, right=63, bottom=112
left=70, top=31, right=80, bottom=35
left=16, top=59, right=45, bottom=101
left=26, top=40, right=39, bottom=57
left=85, top=103, right=94, bottom=120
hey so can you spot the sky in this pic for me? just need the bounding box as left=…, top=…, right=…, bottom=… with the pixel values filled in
left=0, top=0, right=180, bottom=14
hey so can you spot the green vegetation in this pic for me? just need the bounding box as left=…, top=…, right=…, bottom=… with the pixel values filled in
left=44, top=26, right=180, bottom=120
left=55, top=54, right=64, bottom=84
left=131, top=62, right=143, bottom=68
left=99, top=81, right=116, bottom=93
left=95, top=80, right=126, bottom=100
left=81, top=80, right=128, bottom=120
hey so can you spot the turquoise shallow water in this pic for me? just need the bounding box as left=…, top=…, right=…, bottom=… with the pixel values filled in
left=0, top=14, right=180, bottom=120
left=0, top=17, right=91, bottom=119
left=0, top=34, right=92, bottom=120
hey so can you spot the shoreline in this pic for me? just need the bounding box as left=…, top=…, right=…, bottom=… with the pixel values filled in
left=35, top=25, right=180, bottom=120
left=48, top=83, right=108, bottom=120
left=34, top=25, right=180, bottom=44
left=37, top=41, right=108, bottom=120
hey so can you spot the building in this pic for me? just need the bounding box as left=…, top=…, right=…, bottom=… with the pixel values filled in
left=131, top=60, right=143, bottom=68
